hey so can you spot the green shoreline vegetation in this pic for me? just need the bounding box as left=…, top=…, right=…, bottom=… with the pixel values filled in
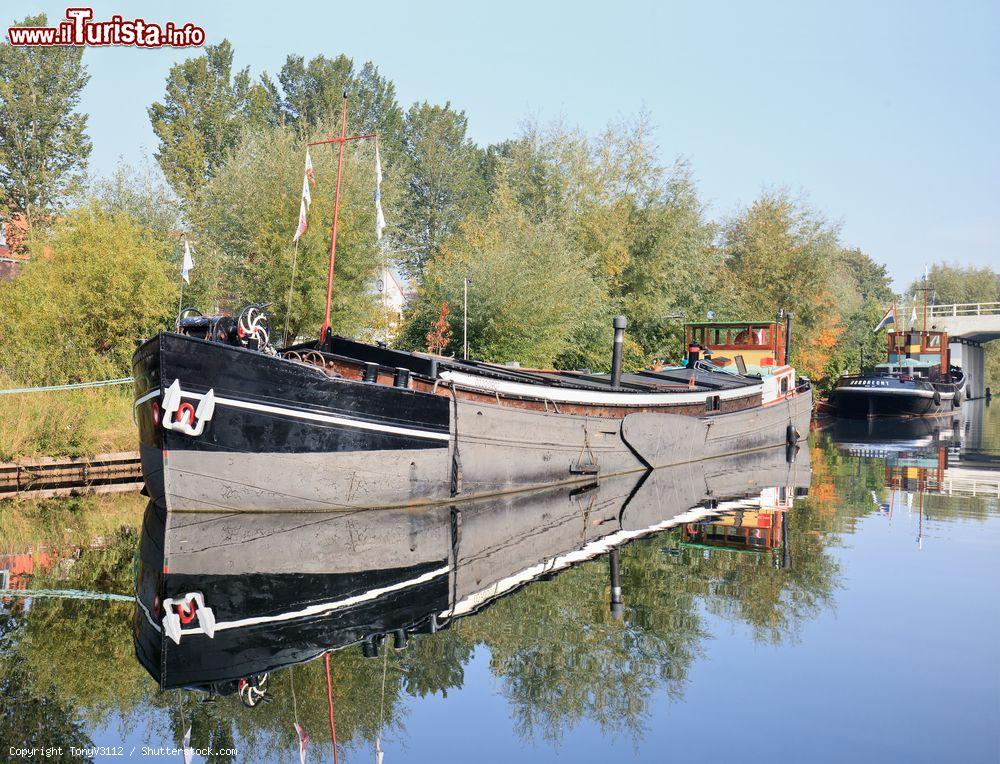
left=1, top=15, right=998, bottom=460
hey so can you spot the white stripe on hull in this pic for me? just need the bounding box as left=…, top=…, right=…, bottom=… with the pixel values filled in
left=439, top=370, right=762, bottom=405
left=135, top=384, right=450, bottom=442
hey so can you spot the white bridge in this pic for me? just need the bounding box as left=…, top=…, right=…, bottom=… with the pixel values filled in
left=897, top=302, right=1000, bottom=399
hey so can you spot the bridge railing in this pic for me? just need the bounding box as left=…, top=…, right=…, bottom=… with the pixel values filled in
left=897, top=302, right=1000, bottom=318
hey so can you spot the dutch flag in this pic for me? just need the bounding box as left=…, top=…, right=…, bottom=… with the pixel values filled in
left=873, top=304, right=895, bottom=334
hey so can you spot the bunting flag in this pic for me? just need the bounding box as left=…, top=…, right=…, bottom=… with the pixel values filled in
left=374, top=138, right=386, bottom=240
left=293, top=170, right=313, bottom=242
left=305, top=149, right=316, bottom=186
left=293, top=150, right=315, bottom=242
left=294, top=722, right=309, bottom=764
left=181, top=238, right=194, bottom=284
left=302, top=173, right=312, bottom=210
left=182, top=725, right=194, bottom=764
left=293, top=197, right=308, bottom=243
left=872, top=303, right=895, bottom=334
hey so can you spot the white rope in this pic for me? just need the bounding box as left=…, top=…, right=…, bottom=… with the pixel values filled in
left=0, top=588, right=133, bottom=601
left=0, top=377, right=133, bottom=394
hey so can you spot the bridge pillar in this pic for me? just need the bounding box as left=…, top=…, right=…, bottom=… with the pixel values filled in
left=951, top=342, right=985, bottom=399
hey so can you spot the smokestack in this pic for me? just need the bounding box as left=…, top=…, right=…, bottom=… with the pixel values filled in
left=611, top=316, right=627, bottom=387
left=609, top=548, right=623, bottom=621
left=784, top=311, right=793, bottom=365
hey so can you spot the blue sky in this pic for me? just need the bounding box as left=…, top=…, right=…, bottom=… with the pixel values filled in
left=10, top=0, right=999, bottom=290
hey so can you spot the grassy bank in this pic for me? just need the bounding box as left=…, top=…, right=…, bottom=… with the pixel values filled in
left=0, top=381, right=135, bottom=461
left=0, top=491, right=145, bottom=552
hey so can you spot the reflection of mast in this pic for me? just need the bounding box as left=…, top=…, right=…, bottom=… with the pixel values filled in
left=609, top=548, right=623, bottom=621
left=917, top=490, right=924, bottom=550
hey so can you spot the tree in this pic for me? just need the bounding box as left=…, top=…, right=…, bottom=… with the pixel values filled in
left=722, top=191, right=843, bottom=378
left=400, top=102, right=487, bottom=274
left=148, top=40, right=278, bottom=203
left=905, top=263, right=1000, bottom=306
left=0, top=206, right=175, bottom=384
left=402, top=179, right=604, bottom=367
left=824, top=248, right=895, bottom=378
left=278, top=55, right=404, bottom=153
left=0, top=13, right=91, bottom=226
left=425, top=302, right=452, bottom=354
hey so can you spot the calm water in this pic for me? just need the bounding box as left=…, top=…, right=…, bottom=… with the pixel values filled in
left=2, top=401, right=998, bottom=763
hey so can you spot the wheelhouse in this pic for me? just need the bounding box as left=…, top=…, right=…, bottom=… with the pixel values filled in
left=685, top=320, right=787, bottom=371
left=880, top=330, right=950, bottom=378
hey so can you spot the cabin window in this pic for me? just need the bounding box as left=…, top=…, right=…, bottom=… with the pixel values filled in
left=758, top=327, right=770, bottom=344
left=780, top=376, right=789, bottom=394
left=710, top=328, right=728, bottom=345
left=691, top=327, right=705, bottom=343
left=705, top=395, right=721, bottom=412
left=733, top=327, right=752, bottom=344
left=926, top=334, right=941, bottom=349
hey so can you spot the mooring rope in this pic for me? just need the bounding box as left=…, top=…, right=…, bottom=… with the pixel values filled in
left=0, top=377, right=134, bottom=394
left=0, top=588, right=133, bottom=601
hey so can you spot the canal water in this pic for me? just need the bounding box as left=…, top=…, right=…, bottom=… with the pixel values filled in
left=2, top=401, right=998, bottom=763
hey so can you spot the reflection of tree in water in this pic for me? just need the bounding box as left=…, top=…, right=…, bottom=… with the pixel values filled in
left=0, top=611, right=95, bottom=760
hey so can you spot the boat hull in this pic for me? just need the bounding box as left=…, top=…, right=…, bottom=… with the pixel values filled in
left=133, top=332, right=812, bottom=512
left=826, top=374, right=965, bottom=419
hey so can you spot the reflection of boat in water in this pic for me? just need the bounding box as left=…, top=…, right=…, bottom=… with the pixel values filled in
left=824, top=411, right=964, bottom=458
left=680, top=483, right=797, bottom=567
left=826, top=403, right=1000, bottom=499
left=133, top=447, right=811, bottom=693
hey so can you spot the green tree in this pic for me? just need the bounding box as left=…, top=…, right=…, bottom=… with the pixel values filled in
left=148, top=40, right=278, bottom=203
left=400, top=102, right=487, bottom=273
left=906, top=263, right=1000, bottom=305
left=0, top=206, right=175, bottom=384
left=0, top=13, right=91, bottom=225
left=401, top=179, right=604, bottom=366
left=84, top=159, right=183, bottom=239
left=824, top=248, right=895, bottom=379
left=278, top=55, right=404, bottom=153
left=722, top=190, right=843, bottom=378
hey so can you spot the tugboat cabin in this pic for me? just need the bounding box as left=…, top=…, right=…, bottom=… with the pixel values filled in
left=879, top=330, right=950, bottom=379
left=685, top=321, right=787, bottom=372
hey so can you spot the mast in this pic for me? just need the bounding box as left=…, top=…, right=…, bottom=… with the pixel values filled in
left=308, top=91, right=376, bottom=343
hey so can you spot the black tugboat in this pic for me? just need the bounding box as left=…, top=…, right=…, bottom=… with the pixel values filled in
left=825, top=328, right=966, bottom=419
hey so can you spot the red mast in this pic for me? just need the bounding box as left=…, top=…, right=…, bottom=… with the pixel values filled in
left=308, top=91, right=375, bottom=342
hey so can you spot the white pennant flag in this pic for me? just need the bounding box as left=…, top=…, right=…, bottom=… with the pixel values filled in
left=293, top=197, right=308, bottom=243
left=181, top=238, right=194, bottom=284
left=294, top=722, right=309, bottom=764
left=182, top=725, right=194, bottom=764
left=305, top=148, right=316, bottom=187
left=301, top=173, right=312, bottom=210
left=374, top=139, right=386, bottom=241
left=293, top=151, right=314, bottom=242
left=910, top=305, right=918, bottom=324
